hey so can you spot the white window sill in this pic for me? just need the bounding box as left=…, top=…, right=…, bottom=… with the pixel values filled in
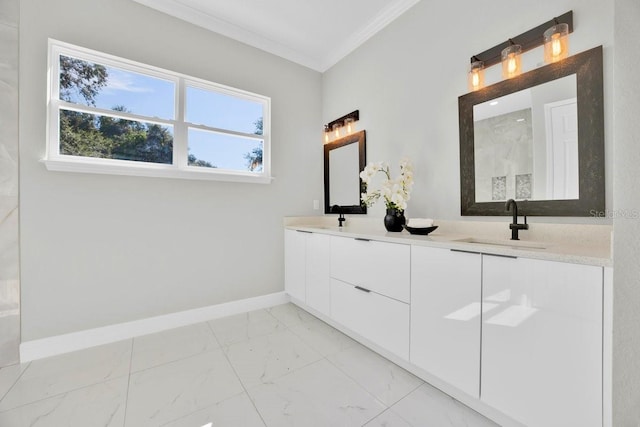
left=42, top=158, right=273, bottom=184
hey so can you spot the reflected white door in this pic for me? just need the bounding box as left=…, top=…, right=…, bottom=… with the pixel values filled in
left=545, top=98, right=578, bottom=199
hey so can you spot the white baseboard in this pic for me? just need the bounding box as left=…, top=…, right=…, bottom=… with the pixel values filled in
left=20, top=292, right=290, bottom=362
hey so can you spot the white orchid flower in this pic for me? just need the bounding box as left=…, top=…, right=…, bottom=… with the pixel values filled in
left=359, top=159, right=414, bottom=211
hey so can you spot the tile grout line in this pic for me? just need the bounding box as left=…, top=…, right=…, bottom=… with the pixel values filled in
left=322, top=353, right=390, bottom=421
left=360, top=406, right=411, bottom=427
left=204, top=319, right=270, bottom=427
left=0, top=341, right=133, bottom=414
left=273, top=307, right=397, bottom=423
left=0, top=361, right=31, bottom=406
left=0, top=372, right=131, bottom=415
left=278, top=305, right=424, bottom=425
left=121, top=338, right=135, bottom=427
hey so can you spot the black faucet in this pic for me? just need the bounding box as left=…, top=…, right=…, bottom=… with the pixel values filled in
left=332, top=205, right=346, bottom=227
left=505, top=199, right=528, bottom=240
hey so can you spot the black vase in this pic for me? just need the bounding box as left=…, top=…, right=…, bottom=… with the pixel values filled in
left=384, top=208, right=406, bottom=232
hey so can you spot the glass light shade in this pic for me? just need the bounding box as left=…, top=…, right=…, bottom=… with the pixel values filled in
left=332, top=123, right=341, bottom=139
left=468, top=61, right=485, bottom=91
left=344, top=117, right=356, bottom=135
left=501, top=44, right=522, bottom=79
left=544, top=23, right=569, bottom=63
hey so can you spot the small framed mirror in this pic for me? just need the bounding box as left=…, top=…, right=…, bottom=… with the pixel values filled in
left=324, top=130, right=366, bottom=214
left=459, top=46, right=604, bottom=216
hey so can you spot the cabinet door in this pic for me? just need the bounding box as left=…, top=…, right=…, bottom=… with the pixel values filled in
left=481, top=255, right=602, bottom=427
left=410, top=246, right=482, bottom=397
left=284, top=229, right=306, bottom=302
left=305, top=233, right=331, bottom=316
left=331, top=278, right=410, bottom=359
left=330, top=236, right=410, bottom=303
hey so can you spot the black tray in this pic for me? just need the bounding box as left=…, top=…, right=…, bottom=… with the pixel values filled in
left=403, top=225, right=438, bottom=235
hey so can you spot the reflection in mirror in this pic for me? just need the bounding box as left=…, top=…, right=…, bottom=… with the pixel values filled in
left=459, top=46, right=604, bottom=216
left=324, top=130, right=366, bottom=214
left=329, top=143, right=359, bottom=205
left=473, top=75, right=577, bottom=202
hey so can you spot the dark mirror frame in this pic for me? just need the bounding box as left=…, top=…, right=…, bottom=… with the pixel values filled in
left=459, top=45, right=604, bottom=216
left=324, top=130, right=367, bottom=214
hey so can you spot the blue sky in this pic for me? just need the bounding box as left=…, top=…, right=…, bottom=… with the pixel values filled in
left=64, top=57, right=263, bottom=171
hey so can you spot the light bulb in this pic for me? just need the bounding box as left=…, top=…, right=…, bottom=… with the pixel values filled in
left=544, top=23, right=569, bottom=64
left=468, top=60, right=485, bottom=91
left=507, top=55, right=517, bottom=74
left=471, top=71, right=480, bottom=87
left=501, top=45, right=522, bottom=79
left=551, top=33, right=562, bottom=57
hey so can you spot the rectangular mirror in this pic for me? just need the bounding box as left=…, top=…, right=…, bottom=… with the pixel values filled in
left=459, top=46, right=604, bottom=216
left=473, top=74, right=577, bottom=202
left=324, top=130, right=366, bottom=214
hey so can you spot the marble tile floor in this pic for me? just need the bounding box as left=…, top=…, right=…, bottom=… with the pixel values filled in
left=0, top=303, right=498, bottom=426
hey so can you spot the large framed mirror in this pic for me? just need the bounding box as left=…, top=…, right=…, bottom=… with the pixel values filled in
left=324, top=130, right=366, bottom=214
left=459, top=46, right=604, bottom=216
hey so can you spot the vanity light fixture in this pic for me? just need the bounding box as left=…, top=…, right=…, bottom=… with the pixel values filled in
left=323, top=110, right=360, bottom=144
left=468, top=59, right=485, bottom=91
left=544, top=22, right=569, bottom=63
left=501, top=42, right=522, bottom=79
left=467, top=11, right=573, bottom=86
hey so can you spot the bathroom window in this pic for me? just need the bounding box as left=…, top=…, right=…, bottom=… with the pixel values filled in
left=45, top=39, right=271, bottom=183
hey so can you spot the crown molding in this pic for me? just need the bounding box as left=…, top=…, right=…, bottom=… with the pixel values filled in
left=132, top=0, right=323, bottom=70
left=132, top=0, right=420, bottom=72
left=320, top=0, right=421, bottom=71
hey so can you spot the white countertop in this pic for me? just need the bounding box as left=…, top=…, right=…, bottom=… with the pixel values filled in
left=285, top=219, right=612, bottom=267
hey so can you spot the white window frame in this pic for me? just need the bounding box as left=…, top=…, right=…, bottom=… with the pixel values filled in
left=45, top=39, right=272, bottom=184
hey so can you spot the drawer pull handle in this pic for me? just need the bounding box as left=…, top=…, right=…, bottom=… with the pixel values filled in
left=354, top=238, right=371, bottom=242
left=483, top=253, right=518, bottom=259
left=355, top=286, right=371, bottom=293
left=296, top=230, right=312, bottom=234
left=450, top=249, right=480, bottom=255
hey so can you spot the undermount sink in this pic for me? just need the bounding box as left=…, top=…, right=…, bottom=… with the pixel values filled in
left=454, top=237, right=548, bottom=250
left=303, top=225, right=345, bottom=231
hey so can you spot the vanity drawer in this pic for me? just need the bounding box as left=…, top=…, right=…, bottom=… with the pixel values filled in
left=330, top=236, right=410, bottom=303
left=330, top=278, right=409, bottom=359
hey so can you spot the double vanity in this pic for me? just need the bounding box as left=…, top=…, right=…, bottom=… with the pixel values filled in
left=312, top=17, right=609, bottom=427
left=284, top=219, right=612, bottom=427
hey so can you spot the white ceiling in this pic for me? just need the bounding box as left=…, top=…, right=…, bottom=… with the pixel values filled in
left=132, top=0, right=421, bottom=72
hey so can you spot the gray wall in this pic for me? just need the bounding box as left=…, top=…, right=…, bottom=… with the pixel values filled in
left=613, top=0, right=640, bottom=424
left=19, top=0, right=323, bottom=340
left=322, top=0, right=614, bottom=223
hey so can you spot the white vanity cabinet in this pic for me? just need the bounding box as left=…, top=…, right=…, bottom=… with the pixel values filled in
left=284, top=229, right=306, bottom=302
left=284, top=226, right=609, bottom=427
left=283, top=229, right=331, bottom=316
left=481, top=255, right=603, bottom=427
left=410, top=246, right=482, bottom=397
left=330, top=235, right=410, bottom=302
left=330, top=235, right=410, bottom=359
left=305, top=232, right=331, bottom=315
left=331, top=278, right=410, bottom=359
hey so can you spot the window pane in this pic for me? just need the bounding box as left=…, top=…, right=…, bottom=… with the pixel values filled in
left=60, top=109, right=173, bottom=164
left=59, top=55, right=175, bottom=120
left=186, top=86, right=263, bottom=135
left=188, top=128, right=263, bottom=172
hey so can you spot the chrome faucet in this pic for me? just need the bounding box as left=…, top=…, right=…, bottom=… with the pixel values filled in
left=332, top=205, right=345, bottom=227
left=505, top=199, right=528, bottom=240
